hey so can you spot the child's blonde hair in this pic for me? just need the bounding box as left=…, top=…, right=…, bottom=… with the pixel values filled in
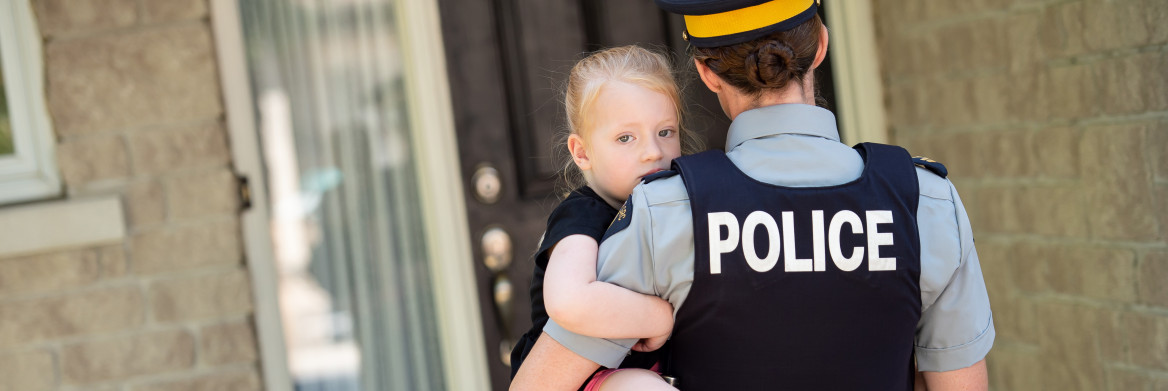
left=558, top=45, right=703, bottom=194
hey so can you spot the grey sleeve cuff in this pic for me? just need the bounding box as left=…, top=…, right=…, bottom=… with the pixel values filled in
left=543, top=318, right=636, bottom=368
left=915, top=314, right=996, bottom=372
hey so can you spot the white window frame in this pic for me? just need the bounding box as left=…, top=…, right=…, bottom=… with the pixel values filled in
left=0, top=0, right=62, bottom=205
left=826, top=0, right=889, bottom=144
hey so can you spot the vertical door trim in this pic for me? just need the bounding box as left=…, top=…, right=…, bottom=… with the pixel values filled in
left=209, top=1, right=293, bottom=390
left=826, top=1, right=889, bottom=144
left=395, top=0, right=491, bottom=389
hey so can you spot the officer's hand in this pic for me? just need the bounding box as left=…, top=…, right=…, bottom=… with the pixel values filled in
left=631, top=333, right=670, bottom=352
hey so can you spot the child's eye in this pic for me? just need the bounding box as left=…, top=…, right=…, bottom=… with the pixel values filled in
left=658, top=129, right=676, bottom=138
left=617, top=135, right=633, bottom=143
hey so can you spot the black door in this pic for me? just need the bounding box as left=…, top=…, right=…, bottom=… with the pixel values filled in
left=437, top=1, right=834, bottom=388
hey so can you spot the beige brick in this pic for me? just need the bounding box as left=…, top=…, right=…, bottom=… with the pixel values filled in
left=57, top=135, right=130, bottom=185
left=127, top=121, right=230, bottom=176
left=1127, top=313, right=1168, bottom=370
left=1157, top=184, right=1168, bottom=242
left=1083, top=0, right=1151, bottom=51
left=61, top=329, right=194, bottom=384
left=1044, top=245, right=1137, bottom=302
left=1109, top=367, right=1155, bottom=391
left=132, top=370, right=261, bottom=391
left=142, top=0, right=208, bottom=23
left=1093, top=54, right=1150, bottom=115
left=972, top=186, right=1023, bottom=235
left=0, top=285, right=143, bottom=347
left=1046, top=64, right=1092, bottom=120
left=199, top=319, right=258, bottom=365
left=984, top=130, right=1032, bottom=178
left=1007, top=242, right=1051, bottom=293
left=131, top=219, right=241, bottom=274
left=124, top=180, right=166, bottom=229
left=99, top=244, right=129, bottom=278
left=1148, top=0, right=1168, bottom=45
left=1038, top=1, right=1088, bottom=59
left=1035, top=302, right=1106, bottom=390
left=988, top=292, right=1038, bottom=344
left=36, top=0, right=137, bottom=38
left=1007, top=68, right=1048, bottom=122
left=1007, top=10, right=1043, bottom=70
left=0, top=349, right=56, bottom=391
left=1081, top=124, right=1158, bottom=241
left=1024, top=186, right=1089, bottom=238
left=46, top=24, right=222, bottom=136
left=985, top=346, right=1043, bottom=391
left=1098, top=310, right=1130, bottom=363
left=1142, top=54, right=1168, bottom=112
left=971, top=74, right=1011, bottom=126
left=1142, top=251, right=1168, bottom=307
left=1151, top=122, right=1168, bottom=183
left=148, top=269, right=252, bottom=322
left=0, top=247, right=100, bottom=295
left=1031, top=127, right=1081, bottom=180
left=168, top=169, right=239, bottom=221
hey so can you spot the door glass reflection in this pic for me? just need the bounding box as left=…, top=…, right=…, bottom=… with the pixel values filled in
left=239, top=1, right=445, bottom=389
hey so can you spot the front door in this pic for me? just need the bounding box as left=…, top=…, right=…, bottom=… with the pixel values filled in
left=437, top=2, right=704, bottom=389
left=437, top=2, right=836, bottom=388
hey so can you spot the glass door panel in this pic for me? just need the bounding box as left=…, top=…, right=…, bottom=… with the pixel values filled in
left=238, top=1, right=444, bottom=389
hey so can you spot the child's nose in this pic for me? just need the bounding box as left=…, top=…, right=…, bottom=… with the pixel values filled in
left=642, top=140, right=664, bottom=161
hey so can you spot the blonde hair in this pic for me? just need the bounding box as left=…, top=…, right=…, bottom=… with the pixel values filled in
left=558, top=45, right=703, bottom=195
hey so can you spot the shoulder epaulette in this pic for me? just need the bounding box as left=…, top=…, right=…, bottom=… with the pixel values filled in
left=912, top=156, right=948, bottom=178
left=642, top=170, right=678, bottom=184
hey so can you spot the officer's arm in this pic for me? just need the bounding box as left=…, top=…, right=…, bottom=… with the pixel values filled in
left=543, top=234, right=674, bottom=339
left=510, top=332, right=599, bottom=391
left=919, top=359, right=988, bottom=391
left=916, top=178, right=995, bottom=372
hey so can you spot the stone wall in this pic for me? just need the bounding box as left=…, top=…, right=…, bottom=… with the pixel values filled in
left=0, top=0, right=261, bottom=390
left=873, top=0, right=1168, bottom=389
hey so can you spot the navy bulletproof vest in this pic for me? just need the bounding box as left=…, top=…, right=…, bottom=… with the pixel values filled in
left=668, top=143, right=922, bottom=390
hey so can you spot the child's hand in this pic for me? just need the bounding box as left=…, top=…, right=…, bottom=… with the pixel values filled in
left=631, top=333, right=670, bottom=352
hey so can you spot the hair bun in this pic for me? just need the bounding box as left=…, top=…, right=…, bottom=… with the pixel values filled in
left=745, top=40, right=798, bottom=89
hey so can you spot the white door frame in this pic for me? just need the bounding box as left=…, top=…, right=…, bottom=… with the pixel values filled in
left=209, top=0, right=489, bottom=389
left=826, top=0, right=889, bottom=144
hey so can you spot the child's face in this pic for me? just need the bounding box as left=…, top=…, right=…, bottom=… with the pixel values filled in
left=575, top=81, right=682, bottom=207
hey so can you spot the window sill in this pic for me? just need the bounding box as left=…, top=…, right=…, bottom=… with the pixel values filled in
left=0, top=197, right=125, bottom=258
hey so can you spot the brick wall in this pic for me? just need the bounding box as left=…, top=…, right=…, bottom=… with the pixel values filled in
left=0, top=0, right=261, bottom=390
left=873, top=0, right=1168, bottom=389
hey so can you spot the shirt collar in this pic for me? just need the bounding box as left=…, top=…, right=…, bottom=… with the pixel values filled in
left=724, top=104, right=841, bottom=151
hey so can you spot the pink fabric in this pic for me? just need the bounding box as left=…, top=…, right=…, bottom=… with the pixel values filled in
left=582, top=363, right=662, bottom=391
left=582, top=368, right=624, bottom=391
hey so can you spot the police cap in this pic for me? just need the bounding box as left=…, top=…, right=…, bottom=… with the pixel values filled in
left=655, top=0, right=820, bottom=47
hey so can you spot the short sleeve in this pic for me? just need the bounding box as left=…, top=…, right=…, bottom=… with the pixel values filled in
left=915, top=179, right=995, bottom=372
left=533, top=188, right=617, bottom=270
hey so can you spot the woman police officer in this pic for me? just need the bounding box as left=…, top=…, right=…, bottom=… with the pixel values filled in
left=512, top=1, right=994, bottom=389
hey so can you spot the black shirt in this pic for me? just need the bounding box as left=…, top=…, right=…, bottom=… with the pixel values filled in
left=509, top=186, right=660, bottom=381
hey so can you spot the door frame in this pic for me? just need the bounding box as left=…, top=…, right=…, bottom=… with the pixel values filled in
left=825, top=0, right=889, bottom=144
left=209, top=0, right=489, bottom=389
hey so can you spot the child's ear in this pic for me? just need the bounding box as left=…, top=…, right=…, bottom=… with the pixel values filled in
left=567, top=134, right=591, bottom=171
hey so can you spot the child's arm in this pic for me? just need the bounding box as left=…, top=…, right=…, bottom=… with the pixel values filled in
left=543, top=234, right=674, bottom=339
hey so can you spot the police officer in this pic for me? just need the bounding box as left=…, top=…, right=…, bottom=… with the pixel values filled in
left=511, top=1, right=994, bottom=389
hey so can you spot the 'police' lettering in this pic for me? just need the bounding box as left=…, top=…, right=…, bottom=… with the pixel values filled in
left=707, top=210, right=896, bottom=274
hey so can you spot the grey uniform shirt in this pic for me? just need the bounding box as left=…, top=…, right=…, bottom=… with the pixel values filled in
left=544, top=104, right=995, bottom=372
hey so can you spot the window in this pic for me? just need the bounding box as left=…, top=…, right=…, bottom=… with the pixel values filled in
left=0, top=0, right=61, bottom=205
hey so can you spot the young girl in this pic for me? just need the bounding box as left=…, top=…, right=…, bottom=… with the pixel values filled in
left=509, top=45, right=701, bottom=390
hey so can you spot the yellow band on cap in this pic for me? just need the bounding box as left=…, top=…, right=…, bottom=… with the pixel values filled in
left=683, top=0, right=814, bottom=39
